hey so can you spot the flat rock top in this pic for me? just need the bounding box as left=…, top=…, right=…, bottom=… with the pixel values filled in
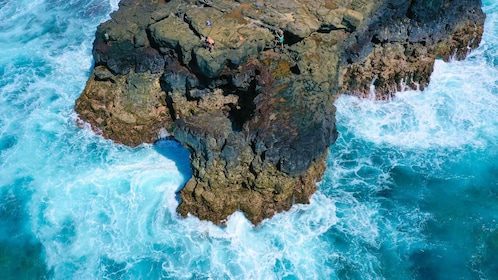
left=97, top=0, right=379, bottom=84
left=206, top=0, right=374, bottom=34
left=107, top=0, right=374, bottom=41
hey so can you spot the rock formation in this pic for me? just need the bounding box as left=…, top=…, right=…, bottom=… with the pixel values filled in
left=75, top=0, right=485, bottom=225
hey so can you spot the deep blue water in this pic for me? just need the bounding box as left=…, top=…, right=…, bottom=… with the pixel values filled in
left=1, top=0, right=497, bottom=279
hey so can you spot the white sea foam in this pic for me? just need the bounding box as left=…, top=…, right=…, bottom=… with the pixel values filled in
left=334, top=57, right=498, bottom=151
left=30, top=143, right=189, bottom=276
left=109, top=0, right=120, bottom=12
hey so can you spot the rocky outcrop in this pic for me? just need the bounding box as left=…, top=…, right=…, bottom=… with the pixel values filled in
left=75, top=0, right=485, bottom=225
left=341, top=0, right=485, bottom=99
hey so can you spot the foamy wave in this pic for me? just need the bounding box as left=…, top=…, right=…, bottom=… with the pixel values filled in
left=30, top=145, right=188, bottom=273
left=334, top=59, right=498, bottom=150
left=152, top=190, right=341, bottom=279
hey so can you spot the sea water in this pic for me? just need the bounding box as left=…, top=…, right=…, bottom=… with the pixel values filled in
left=0, top=0, right=497, bottom=279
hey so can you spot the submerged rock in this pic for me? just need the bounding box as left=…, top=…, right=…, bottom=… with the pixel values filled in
left=75, top=0, right=485, bottom=225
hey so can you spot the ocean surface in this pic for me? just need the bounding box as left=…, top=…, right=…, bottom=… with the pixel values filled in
left=1, top=0, right=497, bottom=279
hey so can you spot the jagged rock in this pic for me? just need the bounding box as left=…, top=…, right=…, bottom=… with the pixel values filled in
left=76, top=69, right=172, bottom=146
left=75, top=0, right=485, bottom=225
left=193, top=48, right=228, bottom=79
left=149, top=16, right=199, bottom=65
left=135, top=47, right=165, bottom=74
left=340, top=0, right=485, bottom=98
left=94, top=66, right=115, bottom=82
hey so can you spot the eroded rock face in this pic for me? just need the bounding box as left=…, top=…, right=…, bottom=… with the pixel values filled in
left=75, top=0, right=485, bottom=225
left=341, top=0, right=485, bottom=99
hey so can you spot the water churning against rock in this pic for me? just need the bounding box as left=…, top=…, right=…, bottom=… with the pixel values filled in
left=0, top=0, right=497, bottom=279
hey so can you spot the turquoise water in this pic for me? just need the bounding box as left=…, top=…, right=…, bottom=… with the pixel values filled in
left=1, top=0, right=497, bottom=279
